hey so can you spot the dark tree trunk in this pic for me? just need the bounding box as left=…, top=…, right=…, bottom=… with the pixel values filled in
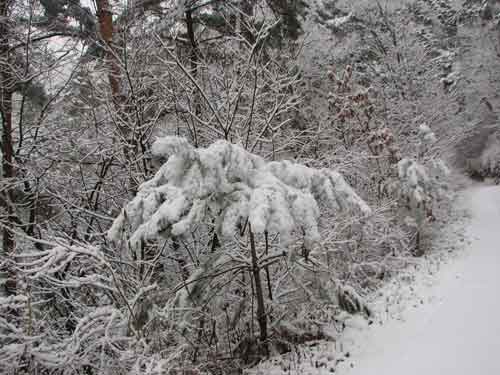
left=0, top=0, right=16, bottom=295
left=248, top=225, right=268, bottom=356
left=96, top=0, right=139, bottom=194
left=185, top=6, right=202, bottom=144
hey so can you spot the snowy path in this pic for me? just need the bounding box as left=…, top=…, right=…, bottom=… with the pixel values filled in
left=338, top=185, right=500, bottom=375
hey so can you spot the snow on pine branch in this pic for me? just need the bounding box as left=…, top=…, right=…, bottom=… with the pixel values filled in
left=109, top=137, right=371, bottom=250
left=394, top=124, right=449, bottom=226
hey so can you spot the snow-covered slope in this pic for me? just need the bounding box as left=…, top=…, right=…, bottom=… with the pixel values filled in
left=337, top=184, right=500, bottom=375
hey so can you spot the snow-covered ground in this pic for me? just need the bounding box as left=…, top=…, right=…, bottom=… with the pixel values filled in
left=250, top=184, right=500, bottom=375
left=336, top=184, right=500, bottom=374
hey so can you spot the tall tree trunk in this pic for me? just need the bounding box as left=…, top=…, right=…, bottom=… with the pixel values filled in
left=185, top=8, right=199, bottom=78
left=185, top=7, right=201, bottom=144
left=96, top=0, right=139, bottom=194
left=96, top=0, right=122, bottom=103
left=0, top=0, right=16, bottom=295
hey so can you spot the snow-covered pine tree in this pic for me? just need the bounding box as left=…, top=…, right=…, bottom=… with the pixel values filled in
left=393, top=124, right=449, bottom=254
left=108, top=136, right=371, bottom=355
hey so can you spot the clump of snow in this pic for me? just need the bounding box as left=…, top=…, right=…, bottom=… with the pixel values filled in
left=418, top=123, right=437, bottom=144
left=108, top=137, right=371, bottom=251
left=326, top=12, right=354, bottom=29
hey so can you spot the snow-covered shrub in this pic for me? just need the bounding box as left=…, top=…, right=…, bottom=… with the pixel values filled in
left=109, top=136, right=370, bottom=249
left=396, top=158, right=434, bottom=225
left=388, top=124, right=449, bottom=254
left=0, top=242, right=176, bottom=375
left=108, top=136, right=371, bottom=361
left=480, top=133, right=500, bottom=181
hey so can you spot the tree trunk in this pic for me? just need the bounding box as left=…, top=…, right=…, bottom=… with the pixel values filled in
left=96, top=0, right=122, bottom=103
left=0, top=0, right=16, bottom=296
left=96, top=0, right=139, bottom=194
left=248, top=225, right=268, bottom=356
left=185, top=7, right=201, bottom=144
left=185, top=8, right=199, bottom=78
